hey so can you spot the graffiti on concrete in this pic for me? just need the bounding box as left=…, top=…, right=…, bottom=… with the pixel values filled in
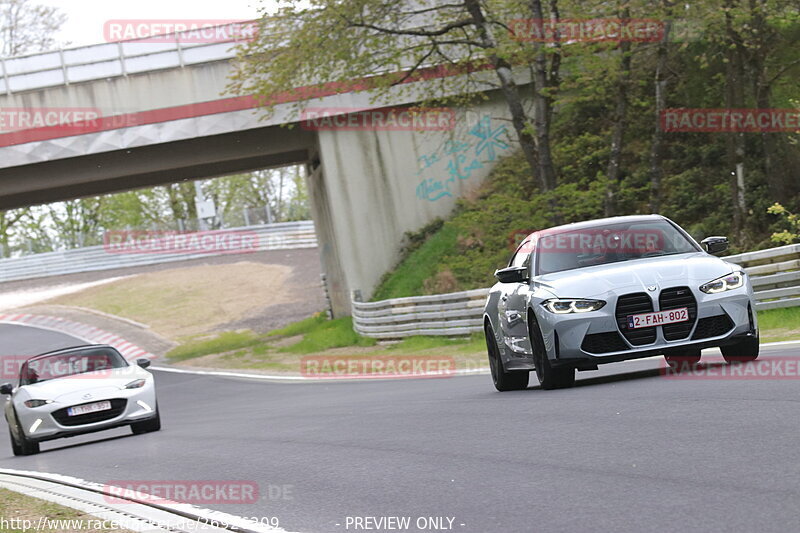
left=415, top=116, right=510, bottom=202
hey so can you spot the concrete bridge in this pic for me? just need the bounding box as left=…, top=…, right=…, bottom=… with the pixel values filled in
left=0, top=23, right=519, bottom=316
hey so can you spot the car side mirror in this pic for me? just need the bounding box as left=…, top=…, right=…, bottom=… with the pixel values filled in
left=136, top=358, right=151, bottom=369
left=701, top=236, right=729, bottom=255
left=495, top=266, right=529, bottom=284
left=0, top=383, right=13, bottom=395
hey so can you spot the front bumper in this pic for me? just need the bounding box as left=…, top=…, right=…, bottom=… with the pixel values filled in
left=14, top=385, right=157, bottom=443
left=537, top=285, right=757, bottom=367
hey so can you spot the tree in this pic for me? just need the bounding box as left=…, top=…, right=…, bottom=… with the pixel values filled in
left=0, top=0, right=67, bottom=56
left=228, top=0, right=563, bottom=195
left=0, top=0, right=66, bottom=256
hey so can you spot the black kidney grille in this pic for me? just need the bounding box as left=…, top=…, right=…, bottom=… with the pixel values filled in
left=52, top=399, right=127, bottom=427
left=616, top=293, right=656, bottom=345
left=581, top=332, right=630, bottom=354
left=659, top=287, right=697, bottom=340
left=692, top=314, right=734, bottom=340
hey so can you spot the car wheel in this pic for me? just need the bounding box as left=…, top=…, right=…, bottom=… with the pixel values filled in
left=664, top=348, right=701, bottom=371
left=721, top=334, right=759, bottom=363
left=131, top=406, right=161, bottom=434
left=529, top=317, right=575, bottom=390
left=8, top=426, right=23, bottom=456
left=485, top=325, right=529, bottom=392
left=10, top=413, right=39, bottom=456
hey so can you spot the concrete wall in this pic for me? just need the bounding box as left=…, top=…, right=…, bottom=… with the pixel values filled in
left=0, top=61, right=233, bottom=115
left=313, top=93, right=518, bottom=314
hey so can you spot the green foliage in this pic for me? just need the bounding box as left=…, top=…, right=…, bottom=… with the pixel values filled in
left=279, top=317, right=377, bottom=353
left=767, top=203, right=800, bottom=244
left=267, top=312, right=328, bottom=337
left=371, top=223, right=460, bottom=301
left=166, top=331, right=263, bottom=362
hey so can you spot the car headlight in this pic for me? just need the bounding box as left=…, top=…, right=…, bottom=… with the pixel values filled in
left=124, top=379, right=147, bottom=389
left=542, top=299, right=606, bottom=314
left=700, top=271, right=745, bottom=294
left=24, top=399, right=52, bottom=408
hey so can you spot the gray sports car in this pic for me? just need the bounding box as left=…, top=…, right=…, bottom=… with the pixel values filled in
left=1, top=344, right=159, bottom=455
left=484, top=215, right=759, bottom=391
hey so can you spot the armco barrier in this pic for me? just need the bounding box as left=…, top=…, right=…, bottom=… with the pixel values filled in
left=0, top=221, right=316, bottom=283
left=353, top=243, right=800, bottom=338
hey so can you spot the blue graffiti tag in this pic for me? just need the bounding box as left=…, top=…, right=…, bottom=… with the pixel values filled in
left=415, top=115, right=510, bottom=202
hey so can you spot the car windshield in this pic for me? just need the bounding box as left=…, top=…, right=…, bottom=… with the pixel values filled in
left=19, top=347, right=128, bottom=386
left=534, top=220, right=700, bottom=276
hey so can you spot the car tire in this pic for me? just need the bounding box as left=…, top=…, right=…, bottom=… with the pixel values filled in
left=131, top=406, right=161, bottom=435
left=721, top=334, right=759, bottom=363
left=529, top=316, right=575, bottom=390
left=9, top=426, right=23, bottom=456
left=664, top=348, right=702, bottom=370
left=10, top=413, right=39, bottom=456
left=485, top=325, right=529, bottom=392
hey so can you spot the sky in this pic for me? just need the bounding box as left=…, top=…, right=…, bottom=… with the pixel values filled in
left=37, top=0, right=279, bottom=48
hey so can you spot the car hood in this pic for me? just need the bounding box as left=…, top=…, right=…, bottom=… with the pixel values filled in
left=535, top=253, right=741, bottom=299
left=16, top=366, right=149, bottom=403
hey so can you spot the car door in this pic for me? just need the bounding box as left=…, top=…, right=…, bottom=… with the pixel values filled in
left=498, top=241, right=534, bottom=359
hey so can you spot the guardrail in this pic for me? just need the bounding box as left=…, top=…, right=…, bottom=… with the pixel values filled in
left=353, top=243, right=800, bottom=338
left=0, top=221, right=316, bottom=283
left=0, top=21, right=258, bottom=95
left=726, top=243, right=800, bottom=310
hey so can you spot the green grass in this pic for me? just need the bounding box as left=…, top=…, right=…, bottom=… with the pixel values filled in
left=267, top=312, right=328, bottom=337
left=371, top=223, right=460, bottom=301
left=166, top=330, right=263, bottom=362
left=0, top=488, right=133, bottom=532
left=757, top=307, right=800, bottom=342
left=280, top=317, right=377, bottom=353
left=387, top=333, right=485, bottom=353
left=165, top=316, right=377, bottom=363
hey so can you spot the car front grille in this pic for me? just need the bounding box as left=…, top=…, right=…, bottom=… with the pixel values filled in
left=692, top=314, right=734, bottom=340
left=659, top=287, right=698, bottom=340
left=51, top=399, right=127, bottom=427
left=581, top=332, right=630, bottom=354
left=616, top=293, right=657, bottom=345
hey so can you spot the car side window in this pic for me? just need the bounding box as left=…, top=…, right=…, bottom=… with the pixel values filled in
left=510, top=241, right=531, bottom=268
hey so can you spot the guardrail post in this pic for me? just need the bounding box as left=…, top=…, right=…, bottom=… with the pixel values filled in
left=117, top=42, right=127, bottom=76
left=177, top=39, right=185, bottom=68
left=59, top=49, right=69, bottom=85
left=1, top=58, right=10, bottom=95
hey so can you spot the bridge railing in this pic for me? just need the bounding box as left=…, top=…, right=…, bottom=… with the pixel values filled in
left=352, top=244, right=800, bottom=339
left=0, top=220, right=316, bottom=283
left=0, top=21, right=259, bottom=95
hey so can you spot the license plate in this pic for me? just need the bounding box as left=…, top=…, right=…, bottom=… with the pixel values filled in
left=627, top=307, right=689, bottom=329
left=67, top=400, right=111, bottom=417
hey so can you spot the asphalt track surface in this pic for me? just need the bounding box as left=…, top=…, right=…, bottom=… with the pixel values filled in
left=1, top=324, right=799, bottom=533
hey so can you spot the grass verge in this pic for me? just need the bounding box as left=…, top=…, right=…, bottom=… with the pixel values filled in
left=162, top=306, right=800, bottom=377
left=757, top=307, right=800, bottom=342
left=0, top=488, right=133, bottom=532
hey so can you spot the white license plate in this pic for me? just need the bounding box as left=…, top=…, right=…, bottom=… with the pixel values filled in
left=627, top=307, right=689, bottom=329
left=67, top=400, right=111, bottom=417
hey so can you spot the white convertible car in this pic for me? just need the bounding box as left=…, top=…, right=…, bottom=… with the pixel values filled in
left=2, top=344, right=160, bottom=455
